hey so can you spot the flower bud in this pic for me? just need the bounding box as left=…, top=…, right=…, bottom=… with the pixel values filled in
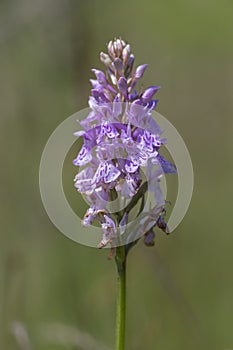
left=114, top=39, right=122, bottom=56
left=135, top=64, right=148, bottom=79
left=113, top=58, right=124, bottom=76
left=144, top=228, right=156, bottom=246
left=100, top=52, right=112, bottom=68
left=107, top=40, right=114, bottom=58
left=117, top=77, right=128, bottom=96
left=92, top=69, right=107, bottom=85
left=142, top=86, right=160, bottom=102
left=122, top=44, right=131, bottom=64
left=157, top=214, right=170, bottom=234
left=124, top=54, right=134, bottom=78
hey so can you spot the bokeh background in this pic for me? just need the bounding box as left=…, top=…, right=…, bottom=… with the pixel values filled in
left=1, top=1, right=233, bottom=349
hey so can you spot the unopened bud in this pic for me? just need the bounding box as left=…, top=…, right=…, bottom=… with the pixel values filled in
left=135, top=64, right=148, bottom=79
left=142, top=86, right=160, bottom=102
left=144, top=228, right=156, bottom=246
left=100, top=52, right=112, bottom=68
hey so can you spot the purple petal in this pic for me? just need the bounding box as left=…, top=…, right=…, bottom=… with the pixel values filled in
left=117, top=77, right=128, bottom=95
left=128, top=90, right=139, bottom=102
left=138, top=150, right=148, bottom=166
left=92, top=69, right=107, bottom=85
left=91, top=89, right=109, bottom=102
left=142, top=86, right=160, bottom=102
left=157, top=154, right=177, bottom=174
left=157, top=214, right=169, bottom=234
left=107, top=83, right=117, bottom=94
left=146, top=99, right=159, bottom=110
left=125, top=158, right=139, bottom=173
left=100, top=52, right=112, bottom=68
left=122, top=44, right=131, bottom=63
left=73, top=130, right=85, bottom=137
left=113, top=58, right=124, bottom=76
left=113, top=95, right=122, bottom=116
left=107, top=40, right=114, bottom=57
left=97, top=143, right=116, bottom=161
left=121, top=130, right=134, bottom=148
left=121, top=172, right=141, bottom=198
left=97, top=122, right=119, bottom=143
left=144, top=228, right=155, bottom=246
left=129, top=99, right=142, bottom=116
left=138, top=130, right=160, bottom=154
left=96, top=129, right=105, bottom=145
left=114, top=93, right=121, bottom=102
left=113, top=39, right=122, bottom=56
left=135, top=64, right=148, bottom=79
left=151, top=134, right=161, bottom=147
left=82, top=207, right=96, bottom=226
left=103, top=215, right=116, bottom=230
left=125, top=54, right=134, bottom=77
left=104, top=163, right=121, bottom=183
left=74, top=167, right=95, bottom=193
left=89, top=79, right=99, bottom=89
left=104, top=123, right=119, bottom=139
left=94, top=162, right=121, bottom=184
left=93, top=163, right=104, bottom=184
left=73, top=145, right=92, bottom=166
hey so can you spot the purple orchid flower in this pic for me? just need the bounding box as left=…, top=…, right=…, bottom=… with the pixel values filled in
left=73, top=38, right=176, bottom=249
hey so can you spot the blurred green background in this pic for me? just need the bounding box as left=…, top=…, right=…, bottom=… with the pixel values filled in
left=1, top=1, right=233, bottom=349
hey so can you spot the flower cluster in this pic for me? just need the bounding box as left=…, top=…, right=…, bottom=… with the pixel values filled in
left=73, top=38, right=176, bottom=249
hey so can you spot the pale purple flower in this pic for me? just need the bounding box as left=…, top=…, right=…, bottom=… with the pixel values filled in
left=73, top=38, right=176, bottom=248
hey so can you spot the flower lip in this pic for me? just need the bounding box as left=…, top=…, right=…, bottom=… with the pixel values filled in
left=73, top=145, right=92, bottom=166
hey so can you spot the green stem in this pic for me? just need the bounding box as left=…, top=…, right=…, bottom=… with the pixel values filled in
left=115, top=246, right=127, bottom=350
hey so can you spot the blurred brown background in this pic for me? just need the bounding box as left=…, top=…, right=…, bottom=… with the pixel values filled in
left=1, top=1, right=233, bottom=349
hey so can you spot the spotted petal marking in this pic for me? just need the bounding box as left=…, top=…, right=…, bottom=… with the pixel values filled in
left=93, top=162, right=121, bottom=184
left=125, top=158, right=139, bottom=173
left=97, top=122, right=119, bottom=144
left=104, top=122, right=119, bottom=139
left=73, top=145, right=92, bottom=166
left=104, top=162, right=121, bottom=183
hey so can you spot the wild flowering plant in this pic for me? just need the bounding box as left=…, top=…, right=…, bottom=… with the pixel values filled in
left=73, top=38, right=176, bottom=350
